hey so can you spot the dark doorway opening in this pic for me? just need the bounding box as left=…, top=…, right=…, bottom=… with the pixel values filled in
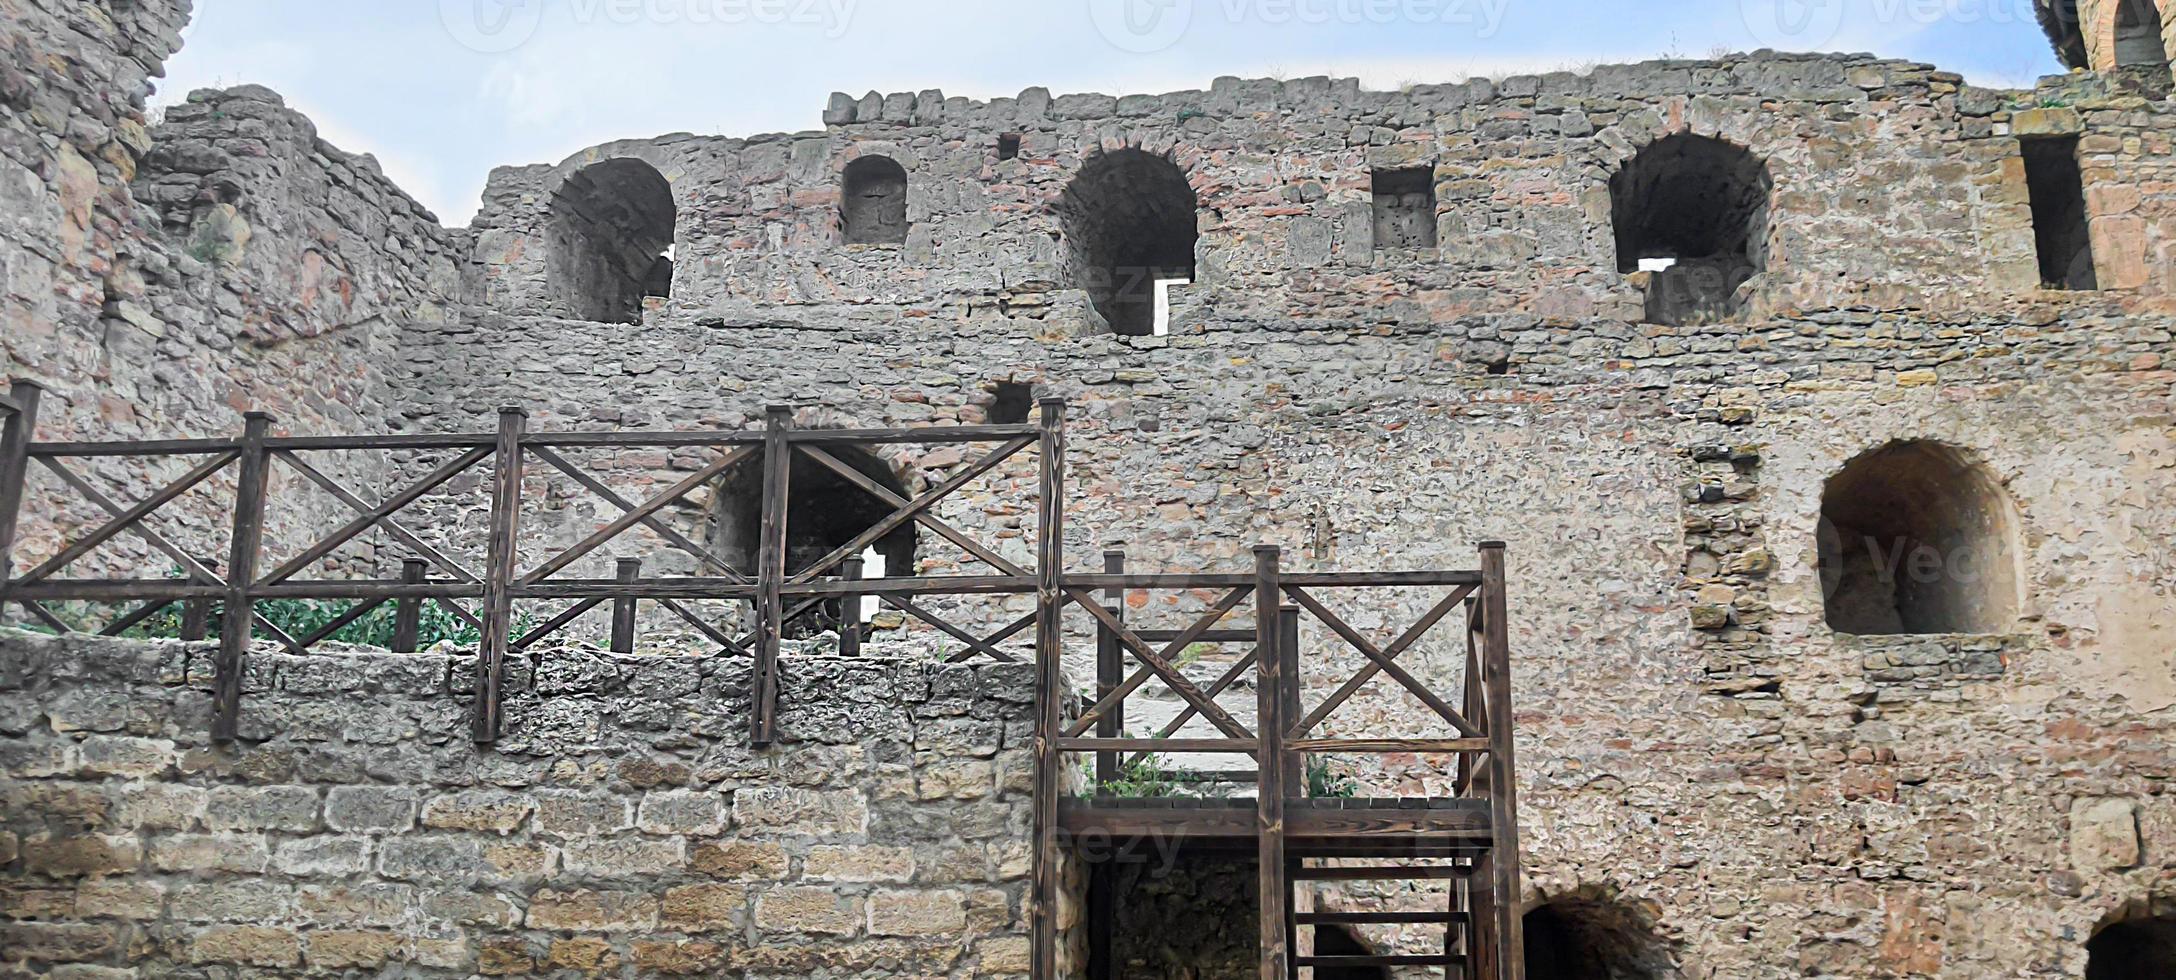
left=1058, top=147, right=1199, bottom=336
left=712, top=443, right=917, bottom=636
left=547, top=158, right=676, bottom=323
left=2088, top=914, right=2176, bottom=979
left=1610, top=133, right=1772, bottom=325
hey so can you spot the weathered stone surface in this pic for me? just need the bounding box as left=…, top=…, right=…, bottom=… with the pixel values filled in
left=0, top=2, right=2171, bottom=976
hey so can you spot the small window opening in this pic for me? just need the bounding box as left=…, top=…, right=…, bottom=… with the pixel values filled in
left=547, top=158, right=677, bottom=324
left=997, top=134, right=1023, bottom=161
left=2022, top=136, right=2098, bottom=290
left=1057, top=147, right=1200, bottom=337
left=2114, top=0, right=2169, bottom=68
left=1371, top=166, right=1437, bottom=251
left=712, top=443, right=917, bottom=637
left=841, top=156, right=910, bottom=246
left=1818, top=440, right=2021, bottom=636
left=2089, top=914, right=2176, bottom=979
left=988, top=382, right=1034, bottom=424
left=1523, top=898, right=1674, bottom=980
left=1610, top=133, right=1772, bottom=326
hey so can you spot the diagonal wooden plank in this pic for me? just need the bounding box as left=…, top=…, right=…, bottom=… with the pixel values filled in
left=17, top=450, right=239, bottom=584
left=1067, top=586, right=1252, bottom=738
left=1284, top=584, right=1477, bottom=739
left=512, top=597, right=607, bottom=652
left=1126, top=644, right=1261, bottom=768
left=1064, top=588, right=1256, bottom=744
left=882, top=593, right=1019, bottom=662
left=290, top=595, right=393, bottom=650
left=799, top=446, right=1029, bottom=578
left=259, top=446, right=493, bottom=586
left=946, top=609, right=1037, bottom=664
left=527, top=445, right=746, bottom=583
left=656, top=597, right=750, bottom=656
left=790, top=436, right=1032, bottom=584
left=522, top=445, right=759, bottom=585
left=274, top=450, right=481, bottom=583
left=36, top=457, right=221, bottom=585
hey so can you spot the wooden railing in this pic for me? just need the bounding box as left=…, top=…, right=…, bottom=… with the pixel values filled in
left=1, top=379, right=1523, bottom=978
left=0, top=385, right=1060, bottom=746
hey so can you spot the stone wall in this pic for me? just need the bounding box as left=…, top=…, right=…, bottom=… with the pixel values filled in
left=1, top=2, right=2174, bottom=975
left=0, top=628, right=1039, bottom=977
left=2, top=0, right=460, bottom=587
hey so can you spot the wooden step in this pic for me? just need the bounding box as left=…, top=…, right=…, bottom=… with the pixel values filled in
left=1295, top=953, right=1466, bottom=967
left=1292, top=864, right=1472, bottom=881
left=1297, top=910, right=1466, bottom=926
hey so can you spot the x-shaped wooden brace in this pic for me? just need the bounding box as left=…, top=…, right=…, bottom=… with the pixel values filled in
left=879, top=599, right=1034, bottom=662
left=1065, top=586, right=1257, bottom=744
left=790, top=436, right=1034, bottom=585
left=797, top=445, right=1030, bottom=578
left=528, top=445, right=747, bottom=581
left=522, top=445, right=759, bottom=585
left=9, top=452, right=299, bottom=651
left=259, top=446, right=493, bottom=587
left=270, top=449, right=486, bottom=634
left=1284, top=584, right=1480, bottom=740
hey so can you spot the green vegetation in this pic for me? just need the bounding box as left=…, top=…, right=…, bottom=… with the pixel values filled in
left=1100, top=752, right=1190, bottom=799
left=14, top=596, right=492, bottom=650
left=1306, top=755, right=1358, bottom=799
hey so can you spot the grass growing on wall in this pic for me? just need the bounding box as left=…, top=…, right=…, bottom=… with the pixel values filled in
left=11, top=597, right=491, bottom=650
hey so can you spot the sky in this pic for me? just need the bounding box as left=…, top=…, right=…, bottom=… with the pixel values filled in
left=155, top=0, right=2067, bottom=225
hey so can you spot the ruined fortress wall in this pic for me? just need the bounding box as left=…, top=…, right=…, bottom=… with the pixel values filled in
left=1, top=0, right=461, bottom=582
left=0, top=629, right=1039, bottom=977
left=471, top=55, right=2064, bottom=329
left=0, top=0, right=2173, bottom=974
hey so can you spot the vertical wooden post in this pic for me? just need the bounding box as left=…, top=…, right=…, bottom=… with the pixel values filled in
left=0, top=380, right=44, bottom=616
left=471, top=407, right=527, bottom=743
left=1088, top=551, right=1121, bottom=980
left=391, top=558, right=426, bottom=653
left=212, top=411, right=275, bottom=744
left=1094, top=548, right=1125, bottom=787
left=1253, top=544, right=1289, bottom=980
left=838, top=556, right=863, bottom=659
left=1029, top=397, right=1067, bottom=980
left=180, top=555, right=218, bottom=642
left=1479, top=541, right=1525, bottom=980
left=1279, top=604, right=1303, bottom=796
left=611, top=558, right=642, bottom=655
left=751, top=405, right=792, bottom=747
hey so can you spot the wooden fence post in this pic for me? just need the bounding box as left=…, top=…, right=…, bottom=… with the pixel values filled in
left=1029, top=396, right=1067, bottom=980
left=1094, top=548, right=1125, bottom=787
left=1480, top=540, right=1525, bottom=980
left=837, top=556, right=863, bottom=659
left=1279, top=603, right=1303, bottom=795
left=751, top=405, right=792, bottom=747
left=1253, top=544, right=1289, bottom=980
left=212, top=411, right=275, bottom=743
left=0, top=380, right=45, bottom=617
left=391, top=558, right=426, bottom=653
left=611, top=558, right=641, bottom=655
left=471, top=407, right=527, bottom=743
left=1087, top=548, right=1123, bottom=980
